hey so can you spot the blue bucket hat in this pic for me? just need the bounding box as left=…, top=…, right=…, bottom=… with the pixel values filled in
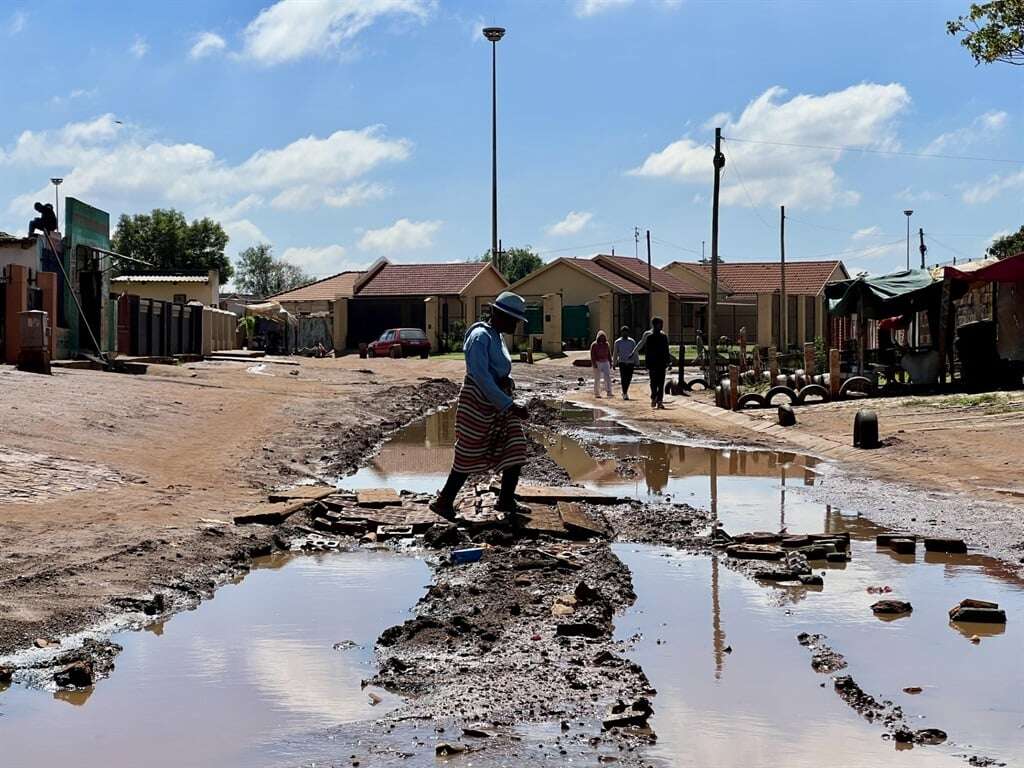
left=491, top=291, right=528, bottom=323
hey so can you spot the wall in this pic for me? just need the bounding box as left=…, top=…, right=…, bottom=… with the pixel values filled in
left=0, top=238, right=42, bottom=271
left=513, top=261, right=611, bottom=309
left=201, top=306, right=237, bottom=354
left=279, top=298, right=332, bottom=315
left=112, top=270, right=219, bottom=306
left=64, top=198, right=111, bottom=357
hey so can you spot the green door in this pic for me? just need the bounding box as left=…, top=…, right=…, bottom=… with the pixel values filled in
left=562, top=304, right=589, bottom=344
left=525, top=304, right=543, bottom=335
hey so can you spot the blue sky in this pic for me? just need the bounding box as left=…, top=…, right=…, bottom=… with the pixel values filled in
left=1, top=0, right=1022, bottom=281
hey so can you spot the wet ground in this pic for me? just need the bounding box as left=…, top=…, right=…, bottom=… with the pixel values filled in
left=3, top=401, right=1021, bottom=766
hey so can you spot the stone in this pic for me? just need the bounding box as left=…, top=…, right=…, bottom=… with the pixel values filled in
left=798, top=574, right=824, bottom=586
left=602, top=697, right=654, bottom=729
left=924, top=537, right=967, bottom=554
left=516, top=485, right=620, bottom=505
left=267, top=485, right=335, bottom=503
left=902, top=686, right=923, bottom=694
left=735, top=531, right=783, bottom=545
left=781, top=535, right=812, bottom=548
left=34, top=638, right=49, bottom=648
left=0, top=666, right=12, bottom=684
left=574, top=581, right=602, bottom=604
left=54, top=660, right=94, bottom=688
left=552, top=603, right=575, bottom=616
left=557, top=502, right=609, bottom=539
left=556, top=622, right=604, bottom=638
left=375, top=524, right=414, bottom=540
left=915, top=728, right=947, bottom=745
left=876, top=533, right=915, bottom=546
left=826, top=551, right=849, bottom=563
left=872, top=599, right=913, bottom=615
left=726, top=544, right=785, bottom=561
left=435, top=742, right=466, bottom=757
left=424, top=523, right=463, bottom=548
left=949, top=599, right=1007, bottom=624
left=888, top=538, right=917, bottom=555
left=754, top=570, right=801, bottom=582
left=234, top=500, right=309, bottom=525
left=356, top=488, right=401, bottom=507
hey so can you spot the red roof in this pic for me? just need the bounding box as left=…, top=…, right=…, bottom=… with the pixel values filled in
left=355, top=262, right=501, bottom=297
left=564, top=258, right=649, bottom=294
left=594, top=254, right=699, bottom=297
left=681, top=260, right=845, bottom=295
left=945, top=252, right=1024, bottom=284
left=270, top=271, right=363, bottom=302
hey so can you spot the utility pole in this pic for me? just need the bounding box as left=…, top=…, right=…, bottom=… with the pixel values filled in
left=903, top=210, right=913, bottom=270
left=646, top=229, right=653, bottom=325
left=780, top=204, right=787, bottom=353
left=634, top=226, right=641, bottom=260
left=701, top=240, right=706, bottom=263
left=918, top=228, right=927, bottom=270
left=709, top=127, right=724, bottom=384
left=483, top=26, right=505, bottom=277
left=51, top=177, right=63, bottom=229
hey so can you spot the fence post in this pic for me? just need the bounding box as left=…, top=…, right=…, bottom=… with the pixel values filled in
left=804, top=342, right=816, bottom=376
left=768, top=346, right=778, bottom=385
left=729, top=364, right=739, bottom=411
left=829, top=348, right=841, bottom=399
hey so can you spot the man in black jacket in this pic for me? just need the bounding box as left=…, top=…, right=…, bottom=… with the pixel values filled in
left=635, top=316, right=670, bottom=409
left=28, top=202, right=58, bottom=237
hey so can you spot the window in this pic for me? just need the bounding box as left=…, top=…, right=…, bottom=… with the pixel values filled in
left=173, top=293, right=187, bottom=304
left=402, top=329, right=427, bottom=341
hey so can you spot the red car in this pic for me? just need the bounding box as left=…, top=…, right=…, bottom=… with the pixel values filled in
left=367, top=328, right=431, bottom=359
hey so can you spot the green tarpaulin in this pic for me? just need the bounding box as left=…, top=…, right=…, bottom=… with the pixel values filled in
left=825, top=268, right=953, bottom=319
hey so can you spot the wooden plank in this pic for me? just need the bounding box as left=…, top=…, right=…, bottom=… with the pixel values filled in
left=557, top=502, right=609, bottom=539
left=356, top=488, right=401, bottom=507
left=516, top=485, right=620, bottom=505
left=522, top=505, right=569, bottom=537
left=267, top=485, right=336, bottom=503
left=234, top=499, right=309, bottom=525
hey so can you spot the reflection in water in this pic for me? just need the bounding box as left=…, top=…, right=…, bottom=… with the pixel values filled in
left=0, top=551, right=428, bottom=768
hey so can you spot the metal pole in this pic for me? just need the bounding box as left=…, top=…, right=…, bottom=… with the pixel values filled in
left=918, top=227, right=927, bottom=270
left=903, top=210, right=913, bottom=271
left=646, top=229, right=653, bottom=325
left=780, top=204, right=786, bottom=353
left=709, top=128, right=724, bottom=384
left=491, top=39, right=498, bottom=275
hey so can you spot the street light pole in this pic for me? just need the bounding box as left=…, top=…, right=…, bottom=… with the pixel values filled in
left=903, top=209, right=913, bottom=271
left=483, top=26, right=505, bottom=276
left=51, top=177, right=63, bottom=229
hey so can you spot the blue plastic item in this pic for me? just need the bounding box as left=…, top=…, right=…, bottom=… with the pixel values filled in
left=451, top=547, right=483, bottom=565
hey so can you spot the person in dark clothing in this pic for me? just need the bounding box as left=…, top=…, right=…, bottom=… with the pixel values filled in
left=635, top=316, right=670, bottom=409
left=28, top=202, right=58, bottom=237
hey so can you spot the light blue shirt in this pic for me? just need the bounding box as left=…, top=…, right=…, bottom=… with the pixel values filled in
left=464, top=321, right=513, bottom=411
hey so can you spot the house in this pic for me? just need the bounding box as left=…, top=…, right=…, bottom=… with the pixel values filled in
left=111, top=270, right=220, bottom=306
left=0, top=232, right=61, bottom=362
left=271, top=259, right=508, bottom=352
left=509, top=254, right=706, bottom=349
left=664, top=260, right=848, bottom=350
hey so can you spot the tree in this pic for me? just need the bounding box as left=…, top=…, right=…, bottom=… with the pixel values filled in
left=233, top=243, right=313, bottom=298
left=112, top=208, right=233, bottom=282
left=480, top=246, right=543, bottom=283
left=987, top=225, right=1024, bottom=259
left=948, top=1, right=1024, bottom=66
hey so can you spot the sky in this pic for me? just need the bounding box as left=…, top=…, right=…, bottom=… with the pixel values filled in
left=1, top=0, right=1022, bottom=282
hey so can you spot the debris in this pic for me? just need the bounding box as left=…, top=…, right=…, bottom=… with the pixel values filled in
left=424, top=522, right=464, bottom=548
left=267, top=485, right=335, bottom=503
left=462, top=725, right=497, bottom=738
left=903, top=686, right=923, bottom=695
left=54, top=660, right=94, bottom=688
left=949, top=599, right=1007, bottom=624
left=888, top=538, right=917, bottom=555
left=796, top=632, right=847, bottom=673
left=233, top=499, right=309, bottom=525
left=826, top=551, right=849, bottom=563
left=726, top=543, right=785, bottom=561
left=367, top=692, right=382, bottom=705
left=798, top=574, right=824, bottom=586
left=734, top=531, right=782, bottom=545
left=871, top=599, right=913, bottom=615
left=34, top=638, right=50, bottom=648
left=867, top=585, right=893, bottom=594
left=451, top=547, right=484, bottom=565
left=574, top=581, right=601, bottom=604
left=557, top=501, right=610, bottom=538
left=375, top=524, right=414, bottom=540
left=356, top=488, right=401, bottom=507
left=876, top=533, right=916, bottom=546
left=924, top=537, right=967, bottom=554
left=0, top=666, right=13, bottom=684
left=333, top=640, right=359, bottom=651
left=516, top=485, right=620, bottom=505
left=556, top=622, right=604, bottom=638
left=435, top=742, right=467, bottom=757
left=602, top=697, right=653, bottom=729
left=915, top=728, right=947, bottom=745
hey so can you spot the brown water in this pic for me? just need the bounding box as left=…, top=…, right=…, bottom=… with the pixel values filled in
left=4, top=405, right=1023, bottom=766
left=0, top=551, right=428, bottom=767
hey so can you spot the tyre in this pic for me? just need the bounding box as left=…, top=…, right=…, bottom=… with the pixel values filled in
left=736, top=392, right=767, bottom=409
left=796, top=383, right=829, bottom=405
left=420, top=350, right=429, bottom=359
left=367, top=347, right=376, bottom=358
left=764, top=385, right=798, bottom=405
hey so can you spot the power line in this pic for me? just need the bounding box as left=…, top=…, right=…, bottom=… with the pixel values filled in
left=536, top=238, right=630, bottom=257
left=719, top=141, right=776, bottom=231
left=799, top=238, right=906, bottom=261
left=723, top=135, right=1024, bottom=166
left=650, top=236, right=701, bottom=255
left=926, top=233, right=975, bottom=263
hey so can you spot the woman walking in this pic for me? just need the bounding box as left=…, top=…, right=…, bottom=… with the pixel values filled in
left=612, top=326, right=637, bottom=400
left=590, top=330, right=613, bottom=398
left=430, top=291, right=531, bottom=519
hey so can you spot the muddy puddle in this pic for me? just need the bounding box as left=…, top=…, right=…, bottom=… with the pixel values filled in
left=0, top=551, right=429, bottom=767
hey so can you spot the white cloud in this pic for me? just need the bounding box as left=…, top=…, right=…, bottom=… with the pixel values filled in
left=358, top=218, right=441, bottom=253
left=852, top=225, right=882, bottom=240
left=50, top=87, right=97, bottom=106
left=223, top=219, right=269, bottom=252
left=575, top=0, right=634, bottom=16
left=924, top=110, right=1008, bottom=155
left=962, top=168, right=1024, bottom=205
left=130, top=35, right=149, bottom=58
left=629, top=83, right=910, bottom=210
left=281, top=245, right=368, bottom=275
left=895, top=186, right=941, bottom=203
left=1, top=116, right=411, bottom=239
left=270, top=181, right=389, bottom=210
left=547, top=210, right=593, bottom=236
left=7, top=10, right=26, bottom=35
left=242, top=0, right=433, bottom=65
left=190, top=31, right=227, bottom=60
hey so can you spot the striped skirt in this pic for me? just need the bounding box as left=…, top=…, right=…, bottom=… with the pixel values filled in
left=452, top=377, right=529, bottom=475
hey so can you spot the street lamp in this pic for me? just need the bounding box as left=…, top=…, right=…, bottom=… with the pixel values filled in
left=903, top=209, right=913, bottom=271
left=51, top=178, right=63, bottom=229
left=483, top=26, right=505, bottom=275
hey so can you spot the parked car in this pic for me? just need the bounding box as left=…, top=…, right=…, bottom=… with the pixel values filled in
left=367, top=328, right=431, bottom=359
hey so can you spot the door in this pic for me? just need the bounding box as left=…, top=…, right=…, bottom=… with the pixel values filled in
left=78, top=269, right=103, bottom=352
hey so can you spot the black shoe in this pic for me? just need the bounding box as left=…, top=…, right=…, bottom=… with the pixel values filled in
left=428, top=498, right=458, bottom=522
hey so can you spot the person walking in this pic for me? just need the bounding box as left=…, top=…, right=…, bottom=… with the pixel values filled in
left=590, top=330, right=613, bottom=398
left=612, top=325, right=637, bottom=400
left=635, top=316, right=670, bottom=409
left=430, top=291, right=531, bottom=520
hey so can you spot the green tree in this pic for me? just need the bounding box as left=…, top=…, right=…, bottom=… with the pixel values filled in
left=112, top=208, right=233, bottom=282
left=480, top=246, right=543, bottom=283
left=987, top=225, right=1024, bottom=259
left=233, top=243, right=313, bottom=298
left=948, top=1, right=1024, bottom=66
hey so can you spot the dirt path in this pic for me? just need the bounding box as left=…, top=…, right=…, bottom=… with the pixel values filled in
left=0, top=355, right=491, bottom=654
